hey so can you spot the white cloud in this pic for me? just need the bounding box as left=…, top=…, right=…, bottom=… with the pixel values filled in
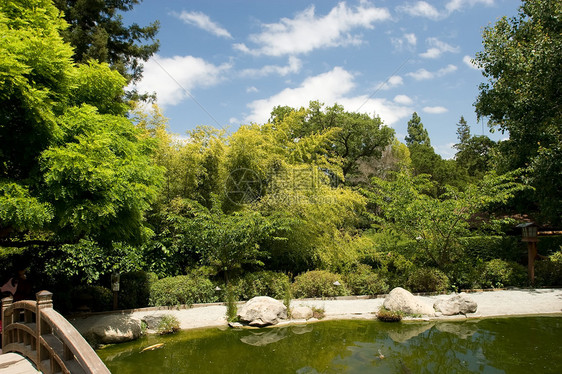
left=423, top=106, right=448, bottom=114
left=394, top=94, right=413, bottom=105
left=445, top=0, right=495, bottom=13
left=397, top=1, right=441, bottom=20
left=174, top=11, right=232, bottom=39
left=463, top=55, right=480, bottom=70
left=399, top=0, right=494, bottom=20
left=376, top=75, right=404, bottom=90
left=246, top=86, right=259, bottom=93
left=234, top=2, right=391, bottom=56
left=239, top=56, right=302, bottom=77
left=420, top=37, right=459, bottom=59
left=245, top=67, right=412, bottom=127
left=132, top=55, right=232, bottom=107
left=434, top=142, right=457, bottom=159
left=391, top=32, right=417, bottom=52
left=407, top=64, right=457, bottom=80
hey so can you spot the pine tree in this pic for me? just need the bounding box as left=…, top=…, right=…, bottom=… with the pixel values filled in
left=405, top=112, right=431, bottom=146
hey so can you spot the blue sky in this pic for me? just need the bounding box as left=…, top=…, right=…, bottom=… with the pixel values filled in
left=125, top=0, right=520, bottom=158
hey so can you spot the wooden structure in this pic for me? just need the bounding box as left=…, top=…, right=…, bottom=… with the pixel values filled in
left=1, top=291, right=110, bottom=374
left=517, top=222, right=539, bottom=284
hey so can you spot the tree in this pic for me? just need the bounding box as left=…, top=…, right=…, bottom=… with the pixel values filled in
left=366, top=171, right=527, bottom=269
left=270, top=101, right=395, bottom=182
left=54, top=0, right=159, bottom=83
left=454, top=116, right=471, bottom=151
left=474, top=0, right=561, bottom=224
left=0, top=0, right=162, bottom=248
left=455, top=135, right=496, bottom=179
left=405, top=112, right=431, bottom=146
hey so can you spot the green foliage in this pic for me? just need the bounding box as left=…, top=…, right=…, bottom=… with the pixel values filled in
left=535, top=249, right=562, bottom=286
left=70, top=62, right=128, bottom=115
left=311, top=306, right=325, bottom=319
left=482, top=259, right=527, bottom=288
left=365, top=171, right=528, bottom=269
left=377, top=307, right=402, bottom=322
left=41, top=105, right=163, bottom=244
left=405, top=112, right=430, bottom=146
left=474, top=0, right=562, bottom=225
left=0, top=1, right=162, bottom=254
left=459, top=236, right=524, bottom=262
left=344, top=264, right=388, bottom=295
left=149, top=275, right=217, bottom=307
left=225, top=285, right=238, bottom=322
left=406, top=267, right=450, bottom=293
left=283, top=275, right=292, bottom=317
left=157, top=314, right=180, bottom=335
left=292, top=270, right=349, bottom=298
left=119, top=271, right=158, bottom=309
left=0, top=182, right=53, bottom=231
left=231, top=271, right=290, bottom=300
left=54, top=0, right=160, bottom=84
left=71, top=285, right=113, bottom=312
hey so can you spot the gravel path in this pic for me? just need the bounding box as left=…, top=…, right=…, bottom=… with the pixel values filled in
left=132, top=288, right=562, bottom=329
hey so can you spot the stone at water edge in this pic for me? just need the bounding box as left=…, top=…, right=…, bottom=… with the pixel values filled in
left=382, top=287, right=435, bottom=316
left=434, top=293, right=477, bottom=316
left=237, top=296, right=288, bottom=327
left=72, top=314, right=142, bottom=344
left=291, top=306, right=313, bottom=320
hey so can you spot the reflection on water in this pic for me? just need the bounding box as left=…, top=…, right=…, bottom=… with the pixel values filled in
left=98, top=317, right=562, bottom=374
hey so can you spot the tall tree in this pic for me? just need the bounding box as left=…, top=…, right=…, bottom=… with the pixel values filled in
left=405, top=112, right=431, bottom=146
left=474, top=0, right=561, bottom=224
left=270, top=101, right=394, bottom=182
left=454, top=116, right=471, bottom=151
left=53, top=0, right=159, bottom=83
left=0, top=0, right=162, bottom=248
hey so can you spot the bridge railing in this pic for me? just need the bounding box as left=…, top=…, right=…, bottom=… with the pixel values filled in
left=2, top=290, right=110, bottom=374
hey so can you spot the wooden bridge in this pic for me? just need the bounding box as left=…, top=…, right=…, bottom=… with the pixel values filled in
left=1, top=291, right=110, bottom=373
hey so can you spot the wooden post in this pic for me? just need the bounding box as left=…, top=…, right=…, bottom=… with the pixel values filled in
left=36, top=290, right=53, bottom=365
left=2, top=296, right=13, bottom=349
left=527, top=241, right=538, bottom=285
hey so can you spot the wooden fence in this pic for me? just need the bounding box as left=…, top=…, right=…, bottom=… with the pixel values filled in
left=1, top=291, right=110, bottom=374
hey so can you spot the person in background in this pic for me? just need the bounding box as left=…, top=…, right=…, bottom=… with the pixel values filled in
left=1, top=265, right=33, bottom=348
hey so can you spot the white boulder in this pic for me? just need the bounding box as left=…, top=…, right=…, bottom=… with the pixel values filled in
left=291, top=306, right=313, bottom=320
left=434, top=293, right=477, bottom=316
left=72, top=314, right=142, bottom=344
left=383, top=287, right=435, bottom=316
left=237, top=296, right=287, bottom=327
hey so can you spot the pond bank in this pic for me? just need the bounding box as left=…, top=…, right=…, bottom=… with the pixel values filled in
left=69, top=288, right=562, bottom=339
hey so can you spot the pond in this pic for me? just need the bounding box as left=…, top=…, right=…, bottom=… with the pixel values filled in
left=98, top=317, right=562, bottom=373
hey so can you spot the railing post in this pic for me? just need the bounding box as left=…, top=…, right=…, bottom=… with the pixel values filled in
left=2, top=296, right=14, bottom=348
left=36, top=290, right=53, bottom=367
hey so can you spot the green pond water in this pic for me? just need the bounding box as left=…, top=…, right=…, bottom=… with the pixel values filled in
left=98, top=317, right=562, bottom=374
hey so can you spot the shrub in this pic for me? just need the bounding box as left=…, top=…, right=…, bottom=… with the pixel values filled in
left=481, top=259, right=527, bottom=288
left=406, top=267, right=450, bottom=293
left=119, top=271, right=158, bottom=309
left=225, top=285, right=238, bottom=323
left=149, top=274, right=217, bottom=307
left=377, top=307, right=402, bottom=322
left=157, top=314, right=180, bottom=335
left=365, top=251, right=415, bottom=289
left=459, top=236, right=524, bottom=262
left=231, top=271, right=290, bottom=300
left=71, top=285, right=113, bottom=312
left=292, top=270, right=349, bottom=298
left=311, top=306, right=325, bottom=319
left=344, top=264, right=388, bottom=295
left=535, top=249, right=562, bottom=286
left=445, top=259, right=485, bottom=291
